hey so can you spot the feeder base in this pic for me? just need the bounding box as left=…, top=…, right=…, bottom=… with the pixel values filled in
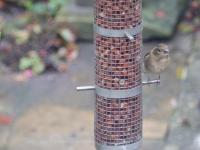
left=95, top=140, right=142, bottom=150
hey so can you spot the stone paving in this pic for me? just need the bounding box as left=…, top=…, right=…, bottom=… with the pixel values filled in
left=0, top=33, right=200, bottom=150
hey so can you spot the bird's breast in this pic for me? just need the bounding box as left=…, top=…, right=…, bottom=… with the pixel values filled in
left=147, top=57, right=169, bottom=74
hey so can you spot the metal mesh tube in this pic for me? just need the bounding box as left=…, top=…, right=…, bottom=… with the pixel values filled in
left=95, top=0, right=142, bottom=30
left=95, top=0, right=143, bottom=149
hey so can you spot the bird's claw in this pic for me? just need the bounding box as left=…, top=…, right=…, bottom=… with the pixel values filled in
left=147, top=75, right=151, bottom=87
left=156, top=75, right=161, bottom=87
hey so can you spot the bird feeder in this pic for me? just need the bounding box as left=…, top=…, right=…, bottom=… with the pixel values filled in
left=77, top=0, right=159, bottom=149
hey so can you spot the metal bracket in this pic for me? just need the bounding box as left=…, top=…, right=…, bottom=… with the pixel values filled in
left=124, top=31, right=134, bottom=41
left=76, top=80, right=161, bottom=92
left=94, top=23, right=143, bottom=38
left=95, top=86, right=142, bottom=98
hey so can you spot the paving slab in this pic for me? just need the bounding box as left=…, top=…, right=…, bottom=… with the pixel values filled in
left=0, top=33, right=199, bottom=150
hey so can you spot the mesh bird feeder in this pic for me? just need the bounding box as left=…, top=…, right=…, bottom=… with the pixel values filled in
left=77, top=0, right=159, bottom=149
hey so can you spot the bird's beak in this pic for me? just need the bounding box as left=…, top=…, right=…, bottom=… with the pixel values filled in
left=164, top=49, right=169, bottom=54
left=165, top=48, right=169, bottom=52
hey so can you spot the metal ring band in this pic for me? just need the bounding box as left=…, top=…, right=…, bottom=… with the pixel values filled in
left=94, top=23, right=143, bottom=38
left=96, top=140, right=142, bottom=150
left=95, top=53, right=143, bottom=64
left=96, top=86, right=142, bottom=99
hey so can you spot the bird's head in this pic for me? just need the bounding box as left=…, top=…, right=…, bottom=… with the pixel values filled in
left=153, top=44, right=169, bottom=59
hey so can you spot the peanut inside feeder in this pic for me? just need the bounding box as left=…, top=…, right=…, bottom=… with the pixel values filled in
left=95, top=0, right=143, bottom=149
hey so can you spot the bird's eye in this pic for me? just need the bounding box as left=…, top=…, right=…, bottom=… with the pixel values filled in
left=164, top=50, right=168, bottom=54
left=157, top=49, right=161, bottom=52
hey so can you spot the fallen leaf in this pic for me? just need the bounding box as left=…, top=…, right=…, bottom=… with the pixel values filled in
left=48, top=54, right=68, bottom=72
left=0, top=114, right=12, bottom=125
left=33, top=24, right=42, bottom=34
left=59, top=29, right=75, bottom=42
left=176, top=66, right=188, bottom=80
left=13, top=30, right=30, bottom=45
left=19, top=51, right=45, bottom=74
left=66, top=42, right=79, bottom=61
left=57, top=47, right=67, bottom=59
left=28, top=51, right=45, bottom=74
left=23, top=69, right=33, bottom=78
left=178, top=22, right=194, bottom=33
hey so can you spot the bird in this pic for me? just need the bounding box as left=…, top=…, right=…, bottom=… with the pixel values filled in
left=144, top=43, right=170, bottom=81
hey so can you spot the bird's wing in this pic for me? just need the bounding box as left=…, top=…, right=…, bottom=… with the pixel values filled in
left=143, top=52, right=150, bottom=73
left=151, top=47, right=159, bottom=54
left=144, top=52, right=150, bottom=61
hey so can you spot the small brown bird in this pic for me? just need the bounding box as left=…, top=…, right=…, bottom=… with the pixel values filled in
left=144, top=44, right=170, bottom=80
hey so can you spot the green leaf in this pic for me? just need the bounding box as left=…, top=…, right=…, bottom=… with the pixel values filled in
left=31, top=3, right=48, bottom=15
left=23, top=0, right=33, bottom=10
left=30, top=53, right=45, bottom=74
left=32, top=62, right=45, bottom=74
left=19, top=57, right=33, bottom=70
